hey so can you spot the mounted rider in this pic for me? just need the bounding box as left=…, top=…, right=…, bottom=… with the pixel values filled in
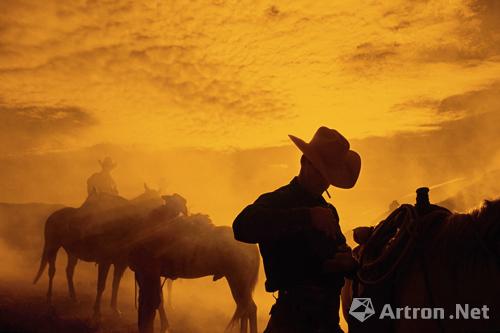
left=87, top=157, right=119, bottom=197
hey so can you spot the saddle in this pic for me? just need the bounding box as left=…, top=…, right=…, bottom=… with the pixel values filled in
left=356, top=204, right=451, bottom=285
left=347, top=204, right=452, bottom=332
left=357, top=204, right=417, bottom=285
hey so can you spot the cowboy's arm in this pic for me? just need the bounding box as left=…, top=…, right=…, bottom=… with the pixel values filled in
left=86, top=175, right=95, bottom=195
left=233, top=193, right=311, bottom=244
left=293, top=204, right=357, bottom=278
left=321, top=205, right=358, bottom=275
left=111, top=178, right=118, bottom=194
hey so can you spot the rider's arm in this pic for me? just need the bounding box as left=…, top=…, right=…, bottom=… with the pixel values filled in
left=233, top=193, right=311, bottom=244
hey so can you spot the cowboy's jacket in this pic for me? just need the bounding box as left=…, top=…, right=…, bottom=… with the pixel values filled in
left=233, top=177, right=347, bottom=292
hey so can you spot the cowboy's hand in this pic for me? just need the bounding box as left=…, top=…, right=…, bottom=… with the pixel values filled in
left=323, top=252, right=359, bottom=274
left=309, top=207, right=339, bottom=239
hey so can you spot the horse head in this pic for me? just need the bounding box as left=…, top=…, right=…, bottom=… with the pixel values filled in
left=140, top=183, right=162, bottom=199
left=477, top=199, right=500, bottom=225
left=161, top=193, right=188, bottom=217
left=475, top=199, right=500, bottom=256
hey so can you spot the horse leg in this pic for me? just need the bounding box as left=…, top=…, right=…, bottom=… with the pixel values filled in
left=239, top=300, right=258, bottom=333
left=240, top=316, right=249, bottom=333
left=110, top=263, right=127, bottom=316
left=166, top=279, right=173, bottom=308
left=158, top=287, right=170, bottom=333
left=46, top=246, right=60, bottom=304
left=65, top=253, right=78, bottom=302
left=93, top=263, right=111, bottom=321
left=135, top=261, right=162, bottom=333
left=248, top=300, right=257, bottom=333
left=226, top=276, right=258, bottom=333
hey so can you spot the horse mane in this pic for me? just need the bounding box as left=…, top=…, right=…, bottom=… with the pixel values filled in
left=184, top=213, right=215, bottom=228
left=130, top=190, right=161, bottom=203
left=148, top=203, right=213, bottom=224
left=429, top=198, right=500, bottom=268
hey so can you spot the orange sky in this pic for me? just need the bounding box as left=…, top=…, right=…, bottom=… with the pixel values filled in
left=1, top=0, right=500, bottom=154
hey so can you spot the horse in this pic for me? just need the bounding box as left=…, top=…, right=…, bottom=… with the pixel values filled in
left=129, top=195, right=260, bottom=333
left=33, top=184, right=166, bottom=319
left=342, top=199, right=500, bottom=333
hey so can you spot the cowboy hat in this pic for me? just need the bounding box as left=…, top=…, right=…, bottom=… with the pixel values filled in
left=99, top=156, right=117, bottom=170
left=289, top=126, right=361, bottom=189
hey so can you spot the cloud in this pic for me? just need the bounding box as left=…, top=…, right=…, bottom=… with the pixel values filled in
left=346, top=42, right=400, bottom=66
left=0, top=0, right=499, bottom=151
left=383, top=84, right=500, bottom=182
left=438, top=84, right=500, bottom=114
left=419, top=0, right=500, bottom=63
left=392, top=98, right=440, bottom=112
left=0, top=1, right=291, bottom=123
left=136, top=45, right=292, bottom=120
left=0, top=103, right=96, bottom=154
left=392, top=83, right=500, bottom=118
left=341, top=0, right=500, bottom=71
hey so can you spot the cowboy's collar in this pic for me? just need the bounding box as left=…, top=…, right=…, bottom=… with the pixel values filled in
left=290, top=177, right=328, bottom=203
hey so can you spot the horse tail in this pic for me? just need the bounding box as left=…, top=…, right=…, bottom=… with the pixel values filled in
left=226, top=244, right=260, bottom=332
left=248, top=245, right=260, bottom=294
left=166, top=279, right=173, bottom=308
left=33, top=211, right=61, bottom=284
left=33, top=233, right=49, bottom=284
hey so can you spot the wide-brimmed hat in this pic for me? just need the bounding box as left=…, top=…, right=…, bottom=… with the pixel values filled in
left=99, top=157, right=117, bottom=170
left=289, top=126, right=361, bottom=189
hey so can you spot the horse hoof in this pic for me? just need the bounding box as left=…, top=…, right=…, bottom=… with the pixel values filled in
left=111, top=308, right=122, bottom=317
left=88, top=316, right=101, bottom=330
left=91, top=311, right=101, bottom=324
left=46, top=305, right=57, bottom=318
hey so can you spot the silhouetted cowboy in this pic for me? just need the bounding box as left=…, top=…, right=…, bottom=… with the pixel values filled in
left=233, top=127, right=361, bottom=333
left=87, top=157, right=119, bottom=196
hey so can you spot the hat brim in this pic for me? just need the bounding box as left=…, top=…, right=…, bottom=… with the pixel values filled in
left=289, top=134, right=361, bottom=189
left=100, top=161, right=117, bottom=169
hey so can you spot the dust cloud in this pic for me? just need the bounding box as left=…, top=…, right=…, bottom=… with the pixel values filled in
left=0, top=110, right=498, bottom=332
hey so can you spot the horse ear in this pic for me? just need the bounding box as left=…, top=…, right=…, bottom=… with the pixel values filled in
left=173, top=193, right=186, bottom=201
left=144, top=183, right=150, bottom=191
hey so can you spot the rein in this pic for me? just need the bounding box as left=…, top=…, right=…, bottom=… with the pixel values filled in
left=357, top=205, right=418, bottom=285
left=356, top=206, right=451, bottom=333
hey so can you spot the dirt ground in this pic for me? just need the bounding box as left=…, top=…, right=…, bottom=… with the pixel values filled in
left=0, top=271, right=272, bottom=333
left=0, top=278, right=136, bottom=333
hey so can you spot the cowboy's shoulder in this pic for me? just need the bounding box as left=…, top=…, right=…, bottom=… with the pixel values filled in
left=254, top=183, right=296, bottom=207
left=87, top=172, right=100, bottom=181
left=326, top=202, right=339, bottom=214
